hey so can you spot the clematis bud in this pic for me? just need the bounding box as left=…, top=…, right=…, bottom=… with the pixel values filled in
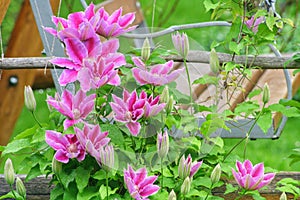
left=16, top=177, right=26, bottom=198
left=172, top=32, right=189, bottom=58
left=262, top=83, right=270, bottom=104
left=4, top=158, right=15, bottom=185
left=181, top=176, right=191, bottom=195
left=52, top=157, right=62, bottom=175
left=166, top=95, right=174, bottom=114
left=160, top=86, right=169, bottom=104
left=178, top=154, right=202, bottom=180
left=210, top=164, right=221, bottom=185
left=99, top=144, right=115, bottom=172
left=210, top=48, right=220, bottom=74
left=24, top=85, right=36, bottom=112
left=157, top=131, right=169, bottom=159
left=141, top=37, right=151, bottom=61
left=279, top=192, right=287, bottom=200
left=168, top=189, right=177, bottom=200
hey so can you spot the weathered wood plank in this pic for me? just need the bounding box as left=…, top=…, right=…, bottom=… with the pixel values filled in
left=0, top=52, right=299, bottom=70
left=0, top=172, right=298, bottom=199
left=0, top=0, right=59, bottom=146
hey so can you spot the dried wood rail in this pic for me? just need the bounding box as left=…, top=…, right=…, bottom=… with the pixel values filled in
left=0, top=51, right=299, bottom=69
left=0, top=172, right=299, bottom=199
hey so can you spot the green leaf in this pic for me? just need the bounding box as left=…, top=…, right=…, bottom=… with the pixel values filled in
left=203, top=0, right=220, bottom=11
left=0, top=192, right=17, bottom=200
left=14, top=125, right=38, bottom=140
left=269, top=104, right=300, bottom=117
left=75, top=166, right=91, bottom=193
left=25, top=164, right=43, bottom=181
left=2, top=138, right=32, bottom=155
left=266, top=16, right=276, bottom=31
left=279, top=99, right=300, bottom=109
left=193, top=74, right=219, bottom=85
left=92, top=170, right=107, bottom=181
left=257, top=110, right=272, bottom=133
left=235, top=101, right=259, bottom=116
left=99, top=184, right=118, bottom=200
left=77, top=187, right=99, bottom=200
left=60, top=170, right=76, bottom=189
left=100, top=124, right=124, bottom=147
left=50, top=185, right=64, bottom=200
left=224, top=183, right=238, bottom=194
left=224, top=62, right=236, bottom=72
left=248, top=89, right=262, bottom=99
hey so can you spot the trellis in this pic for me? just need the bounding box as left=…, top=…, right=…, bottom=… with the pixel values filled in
left=0, top=0, right=299, bottom=146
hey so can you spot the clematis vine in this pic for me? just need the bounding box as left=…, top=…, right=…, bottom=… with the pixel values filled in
left=110, top=89, right=145, bottom=136
left=131, top=57, right=184, bottom=86
left=232, top=160, right=275, bottom=191
left=45, top=131, right=85, bottom=163
left=74, top=123, right=110, bottom=159
left=124, top=165, right=160, bottom=200
left=47, top=89, right=96, bottom=130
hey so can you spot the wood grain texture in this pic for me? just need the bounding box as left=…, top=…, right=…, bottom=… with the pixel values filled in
left=0, top=52, right=299, bottom=69
left=0, top=0, right=11, bottom=24
left=0, top=172, right=298, bottom=199
left=0, top=0, right=59, bottom=146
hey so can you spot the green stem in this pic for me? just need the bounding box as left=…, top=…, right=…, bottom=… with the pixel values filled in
left=160, top=157, right=164, bottom=189
left=31, top=111, right=42, bottom=128
left=204, top=184, right=213, bottom=200
left=106, top=171, right=109, bottom=200
left=9, top=184, right=18, bottom=199
left=223, top=103, right=266, bottom=162
left=183, top=58, right=193, bottom=114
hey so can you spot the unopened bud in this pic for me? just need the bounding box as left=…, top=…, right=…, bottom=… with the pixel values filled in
left=279, top=192, right=287, bottom=200
left=160, top=86, right=169, bottom=104
left=141, top=37, right=151, bottom=61
left=262, top=83, right=270, bottom=104
left=4, top=158, right=15, bottom=185
left=210, top=164, right=221, bottom=185
left=24, top=85, right=36, bottom=112
left=181, top=176, right=191, bottom=195
left=166, top=95, right=174, bottom=114
left=210, top=48, right=220, bottom=74
left=52, top=157, right=62, bottom=175
left=168, top=189, right=177, bottom=200
left=157, top=131, right=169, bottom=159
left=16, top=177, right=26, bottom=198
left=99, top=144, right=115, bottom=172
left=172, top=32, right=189, bottom=58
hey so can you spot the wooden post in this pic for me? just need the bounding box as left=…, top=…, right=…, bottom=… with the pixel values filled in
left=0, top=0, right=11, bottom=24
left=0, top=0, right=59, bottom=146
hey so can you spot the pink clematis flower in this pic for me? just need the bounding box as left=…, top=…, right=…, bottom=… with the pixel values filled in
left=124, top=165, right=160, bottom=200
left=178, top=154, right=203, bottom=180
left=245, top=16, right=264, bottom=33
left=110, top=89, right=145, bottom=136
left=47, top=89, right=96, bottom=130
left=139, top=90, right=165, bottom=118
left=45, top=130, right=85, bottom=163
left=232, top=160, right=275, bottom=191
left=77, top=38, right=126, bottom=92
left=45, top=3, right=98, bottom=40
left=131, top=57, right=184, bottom=86
left=96, top=7, right=137, bottom=38
left=74, top=123, right=110, bottom=159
